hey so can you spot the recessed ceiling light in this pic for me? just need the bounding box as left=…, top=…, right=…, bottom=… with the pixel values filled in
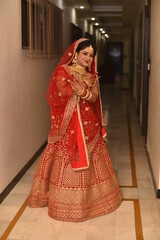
left=95, top=23, right=99, bottom=26
left=80, top=5, right=84, bottom=9
left=100, top=28, right=103, bottom=31
left=91, top=17, right=95, bottom=20
left=105, top=34, right=109, bottom=38
left=102, top=31, right=105, bottom=34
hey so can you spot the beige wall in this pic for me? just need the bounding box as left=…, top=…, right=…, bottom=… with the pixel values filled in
left=63, top=6, right=77, bottom=51
left=0, top=0, right=61, bottom=193
left=147, top=0, right=160, bottom=188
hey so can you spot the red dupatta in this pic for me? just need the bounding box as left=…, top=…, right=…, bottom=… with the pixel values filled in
left=47, top=38, right=106, bottom=170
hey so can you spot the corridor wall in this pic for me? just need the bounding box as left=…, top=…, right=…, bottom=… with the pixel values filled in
left=147, top=0, right=160, bottom=192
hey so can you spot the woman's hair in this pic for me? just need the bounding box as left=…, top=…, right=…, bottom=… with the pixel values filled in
left=76, top=39, right=97, bottom=57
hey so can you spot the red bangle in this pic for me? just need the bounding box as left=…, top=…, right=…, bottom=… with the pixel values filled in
left=80, top=89, right=87, bottom=97
left=81, top=90, right=90, bottom=99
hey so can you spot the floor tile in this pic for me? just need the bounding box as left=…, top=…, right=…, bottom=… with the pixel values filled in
left=120, top=188, right=139, bottom=199
left=143, top=228, right=160, bottom=240
left=115, top=227, right=136, bottom=240
left=86, top=226, right=115, bottom=240
left=1, top=193, right=28, bottom=207
left=8, top=222, right=36, bottom=240
left=0, top=220, right=10, bottom=237
left=0, top=206, right=19, bottom=221
left=58, top=222, right=88, bottom=240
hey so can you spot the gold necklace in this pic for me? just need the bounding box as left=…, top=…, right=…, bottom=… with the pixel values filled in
left=70, top=64, right=87, bottom=75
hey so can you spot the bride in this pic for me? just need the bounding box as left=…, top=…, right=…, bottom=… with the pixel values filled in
left=28, top=38, right=122, bottom=222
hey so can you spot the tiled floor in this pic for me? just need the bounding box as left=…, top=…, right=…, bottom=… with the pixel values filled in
left=1, top=83, right=160, bottom=240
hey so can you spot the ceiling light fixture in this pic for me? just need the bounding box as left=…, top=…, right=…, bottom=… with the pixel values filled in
left=102, top=31, right=105, bottom=34
left=100, top=28, right=103, bottom=31
left=80, top=5, right=84, bottom=9
left=105, top=34, right=109, bottom=38
left=95, top=23, right=99, bottom=26
left=91, top=17, right=95, bottom=20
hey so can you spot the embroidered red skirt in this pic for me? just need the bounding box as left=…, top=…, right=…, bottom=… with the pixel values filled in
left=28, top=134, right=122, bottom=222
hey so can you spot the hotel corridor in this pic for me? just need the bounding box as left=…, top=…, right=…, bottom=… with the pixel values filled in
left=0, top=83, right=160, bottom=240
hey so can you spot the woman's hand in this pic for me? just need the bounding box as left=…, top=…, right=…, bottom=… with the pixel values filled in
left=85, top=73, right=98, bottom=87
left=70, top=80, right=84, bottom=93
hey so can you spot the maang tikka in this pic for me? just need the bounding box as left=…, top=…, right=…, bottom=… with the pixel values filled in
left=89, top=45, right=93, bottom=53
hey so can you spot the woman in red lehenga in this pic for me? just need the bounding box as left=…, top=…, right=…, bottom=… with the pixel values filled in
left=28, top=38, right=122, bottom=222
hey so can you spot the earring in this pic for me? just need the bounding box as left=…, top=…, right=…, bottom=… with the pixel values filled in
left=72, top=52, right=77, bottom=66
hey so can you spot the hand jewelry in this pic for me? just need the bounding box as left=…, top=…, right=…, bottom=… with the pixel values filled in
left=81, top=89, right=90, bottom=100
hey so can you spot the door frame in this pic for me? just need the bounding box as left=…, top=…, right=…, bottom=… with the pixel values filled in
left=137, top=12, right=143, bottom=118
left=142, top=1, right=151, bottom=140
left=130, top=31, right=135, bottom=96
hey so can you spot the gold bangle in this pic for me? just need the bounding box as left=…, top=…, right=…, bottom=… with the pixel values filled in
left=81, top=89, right=90, bottom=99
left=80, top=89, right=87, bottom=97
left=86, top=91, right=92, bottom=100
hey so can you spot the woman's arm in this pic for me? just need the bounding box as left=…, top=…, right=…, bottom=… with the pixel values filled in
left=87, top=84, right=99, bottom=103
left=70, top=74, right=99, bottom=103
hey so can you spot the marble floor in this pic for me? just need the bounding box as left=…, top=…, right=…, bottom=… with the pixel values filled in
left=0, top=83, right=160, bottom=240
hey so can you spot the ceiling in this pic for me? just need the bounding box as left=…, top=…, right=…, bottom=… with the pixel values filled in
left=64, top=0, right=142, bottom=39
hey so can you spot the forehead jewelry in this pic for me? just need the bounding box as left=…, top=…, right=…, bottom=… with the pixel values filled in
left=89, top=45, right=93, bottom=52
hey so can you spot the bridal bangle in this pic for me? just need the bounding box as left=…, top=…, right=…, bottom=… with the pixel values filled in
left=81, top=89, right=92, bottom=100
left=71, top=83, right=92, bottom=101
left=87, top=91, right=92, bottom=100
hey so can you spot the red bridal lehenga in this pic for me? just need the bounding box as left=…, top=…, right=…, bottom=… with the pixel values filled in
left=28, top=38, right=122, bottom=222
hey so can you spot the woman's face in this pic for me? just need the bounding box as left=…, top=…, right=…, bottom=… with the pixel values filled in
left=76, top=46, right=94, bottom=68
